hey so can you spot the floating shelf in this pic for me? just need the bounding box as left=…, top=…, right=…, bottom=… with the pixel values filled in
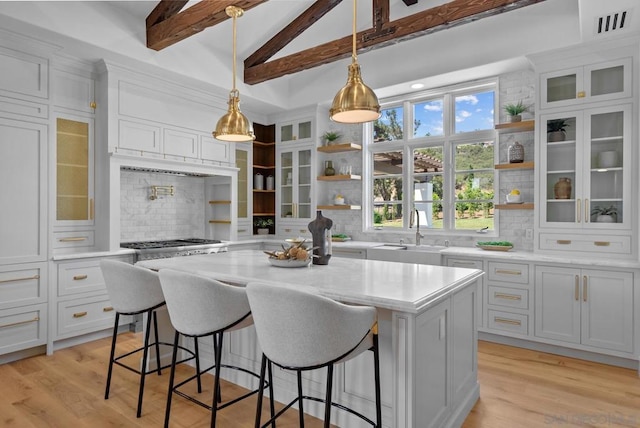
left=495, top=120, right=534, bottom=133
left=317, top=143, right=362, bottom=153
left=253, top=212, right=276, bottom=216
left=209, top=220, right=232, bottom=224
left=253, top=164, right=276, bottom=169
left=495, top=203, right=534, bottom=210
left=317, top=174, right=361, bottom=181
left=495, top=161, right=535, bottom=170
left=317, top=204, right=361, bottom=210
left=209, top=200, right=231, bottom=204
left=253, top=189, right=276, bottom=193
left=254, top=140, right=276, bottom=147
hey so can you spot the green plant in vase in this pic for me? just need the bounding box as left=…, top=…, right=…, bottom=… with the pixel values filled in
left=547, top=119, right=569, bottom=142
left=591, top=205, right=617, bottom=223
left=322, top=131, right=341, bottom=145
left=503, top=101, right=528, bottom=122
left=254, top=217, right=274, bottom=234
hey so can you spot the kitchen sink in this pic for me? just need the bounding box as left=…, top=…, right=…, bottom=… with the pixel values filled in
left=367, top=244, right=444, bottom=265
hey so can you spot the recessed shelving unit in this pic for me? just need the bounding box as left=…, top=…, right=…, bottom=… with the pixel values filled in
left=253, top=123, right=276, bottom=234
left=495, top=120, right=534, bottom=133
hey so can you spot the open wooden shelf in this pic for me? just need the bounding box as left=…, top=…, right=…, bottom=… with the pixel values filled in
left=317, top=204, right=361, bottom=210
left=253, top=189, right=276, bottom=193
left=317, top=174, right=361, bottom=181
left=253, top=212, right=275, bottom=216
left=317, top=143, right=362, bottom=153
left=209, top=220, right=232, bottom=224
left=495, top=161, right=534, bottom=170
left=209, top=200, right=231, bottom=204
left=495, top=203, right=534, bottom=210
left=495, top=120, right=534, bottom=133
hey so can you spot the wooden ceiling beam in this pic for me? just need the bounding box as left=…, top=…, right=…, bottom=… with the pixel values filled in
left=147, top=0, right=267, bottom=51
left=244, top=0, right=545, bottom=85
left=146, top=0, right=188, bottom=28
left=245, top=0, right=343, bottom=68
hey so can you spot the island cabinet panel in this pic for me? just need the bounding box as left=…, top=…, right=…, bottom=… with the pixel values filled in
left=451, top=283, right=478, bottom=407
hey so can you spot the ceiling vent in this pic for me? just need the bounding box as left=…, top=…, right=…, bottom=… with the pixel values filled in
left=595, top=10, right=629, bottom=35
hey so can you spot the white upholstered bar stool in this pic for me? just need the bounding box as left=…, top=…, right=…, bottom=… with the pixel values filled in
left=158, top=269, right=271, bottom=428
left=100, top=259, right=196, bottom=418
left=246, top=282, right=382, bottom=428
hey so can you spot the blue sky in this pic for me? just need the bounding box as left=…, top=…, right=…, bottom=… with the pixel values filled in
left=414, top=91, right=495, bottom=137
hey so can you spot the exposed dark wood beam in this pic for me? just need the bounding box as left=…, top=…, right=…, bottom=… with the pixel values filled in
left=373, top=0, right=390, bottom=32
left=147, top=0, right=267, bottom=51
left=245, top=0, right=343, bottom=68
left=245, top=0, right=545, bottom=85
left=146, top=0, right=188, bottom=28
left=402, top=0, right=419, bottom=6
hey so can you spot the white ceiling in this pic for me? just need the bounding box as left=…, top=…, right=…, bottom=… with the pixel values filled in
left=0, top=0, right=637, bottom=117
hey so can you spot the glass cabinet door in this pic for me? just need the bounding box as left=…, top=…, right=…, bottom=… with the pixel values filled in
left=235, top=148, right=248, bottom=219
left=543, top=69, right=581, bottom=107
left=279, top=119, right=313, bottom=143
left=279, top=147, right=313, bottom=220
left=56, top=116, right=93, bottom=224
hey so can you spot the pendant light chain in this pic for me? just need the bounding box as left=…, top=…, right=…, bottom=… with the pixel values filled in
left=352, top=0, right=357, bottom=63
left=232, top=9, right=237, bottom=92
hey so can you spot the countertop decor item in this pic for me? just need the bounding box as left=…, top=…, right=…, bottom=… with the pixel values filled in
left=213, top=6, right=254, bottom=142
left=476, top=241, right=514, bottom=251
left=329, top=0, right=380, bottom=123
left=504, top=101, right=528, bottom=122
left=547, top=119, right=569, bottom=142
left=553, top=177, right=572, bottom=199
left=508, top=141, right=524, bottom=163
left=308, top=210, right=333, bottom=265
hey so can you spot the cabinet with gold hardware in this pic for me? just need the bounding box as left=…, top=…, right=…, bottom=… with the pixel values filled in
left=52, top=255, right=133, bottom=346
left=484, top=261, right=533, bottom=337
left=52, top=66, right=96, bottom=114
left=534, top=265, right=633, bottom=354
left=277, top=117, right=313, bottom=144
left=0, top=263, right=48, bottom=358
left=276, top=142, right=315, bottom=234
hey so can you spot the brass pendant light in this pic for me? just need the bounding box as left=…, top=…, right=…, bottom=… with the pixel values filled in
left=329, top=0, right=380, bottom=123
left=213, top=6, right=255, bottom=142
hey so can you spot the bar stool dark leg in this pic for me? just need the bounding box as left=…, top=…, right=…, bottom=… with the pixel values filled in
left=194, top=337, right=202, bottom=393
left=254, top=354, right=267, bottom=428
left=267, top=361, right=275, bottom=428
left=211, top=332, right=224, bottom=427
left=104, top=312, right=120, bottom=400
left=373, top=334, right=382, bottom=427
left=297, top=371, right=305, bottom=427
left=153, top=310, right=162, bottom=375
left=164, top=330, right=181, bottom=428
left=212, top=333, right=222, bottom=403
left=137, top=309, right=154, bottom=417
left=324, top=365, right=333, bottom=428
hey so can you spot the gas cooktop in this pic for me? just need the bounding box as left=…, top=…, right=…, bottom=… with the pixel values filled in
left=120, top=238, right=222, bottom=250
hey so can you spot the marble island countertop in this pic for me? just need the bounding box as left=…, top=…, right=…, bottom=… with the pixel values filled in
left=136, top=250, right=484, bottom=313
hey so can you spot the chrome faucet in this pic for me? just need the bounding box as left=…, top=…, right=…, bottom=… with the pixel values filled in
left=415, top=209, right=424, bottom=246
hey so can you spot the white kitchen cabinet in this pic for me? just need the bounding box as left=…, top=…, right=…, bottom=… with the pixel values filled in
left=52, top=67, right=96, bottom=114
left=202, top=135, right=230, bottom=164
left=234, top=146, right=252, bottom=238
left=163, top=127, right=198, bottom=159
left=534, top=265, right=633, bottom=353
left=539, top=58, right=631, bottom=109
left=277, top=117, right=313, bottom=144
left=118, top=119, right=161, bottom=153
left=276, top=143, right=315, bottom=234
left=445, top=257, right=484, bottom=328
left=0, top=117, right=48, bottom=265
left=538, top=104, right=632, bottom=257
left=0, top=45, right=48, bottom=101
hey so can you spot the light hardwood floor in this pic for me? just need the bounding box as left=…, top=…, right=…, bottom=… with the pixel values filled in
left=1, top=333, right=639, bottom=427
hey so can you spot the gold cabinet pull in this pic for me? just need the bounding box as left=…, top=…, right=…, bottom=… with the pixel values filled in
left=557, top=240, right=572, bottom=245
left=576, top=198, right=581, bottom=223
left=0, top=274, right=40, bottom=284
left=59, top=237, right=87, bottom=242
left=90, top=198, right=94, bottom=220
left=575, top=275, right=579, bottom=301
left=494, top=317, right=521, bottom=326
left=594, top=241, right=610, bottom=247
left=583, top=275, right=588, bottom=302
left=584, top=199, right=589, bottom=223
left=577, top=91, right=586, bottom=98
left=0, top=316, right=40, bottom=329
left=451, top=261, right=477, bottom=267
left=90, top=101, right=97, bottom=109
left=103, top=307, right=114, bottom=312
left=73, top=274, right=88, bottom=281
left=494, top=292, right=522, bottom=301
left=73, top=312, right=88, bottom=318
left=495, top=269, right=522, bottom=276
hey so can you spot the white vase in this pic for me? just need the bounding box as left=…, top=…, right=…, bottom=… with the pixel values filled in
left=596, top=214, right=615, bottom=223
left=257, top=228, right=269, bottom=235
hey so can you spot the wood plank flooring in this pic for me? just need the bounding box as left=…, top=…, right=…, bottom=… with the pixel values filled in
left=1, top=333, right=639, bottom=427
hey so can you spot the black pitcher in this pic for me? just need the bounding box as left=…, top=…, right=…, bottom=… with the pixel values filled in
left=308, top=210, right=333, bottom=265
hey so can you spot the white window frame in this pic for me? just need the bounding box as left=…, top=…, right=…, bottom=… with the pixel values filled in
left=363, top=79, right=499, bottom=237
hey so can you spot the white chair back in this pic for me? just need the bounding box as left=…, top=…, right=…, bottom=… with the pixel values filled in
left=100, top=259, right=164, bottom=314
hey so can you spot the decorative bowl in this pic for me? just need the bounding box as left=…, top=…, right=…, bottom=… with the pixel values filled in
left=267, top=257, right=311, bottom=268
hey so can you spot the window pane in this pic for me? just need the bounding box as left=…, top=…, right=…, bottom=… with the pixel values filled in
left=455, top=141, right=494, bottom=170
left=373, top=106, right=404, bottom=142
left=454, top=171, right=494, bottom=230
left=454, top=91, right=494, bottom=133
left=413, top=146, right=444, bottom=229
left=373, top=150, right=403, bottom=227
left=413, top=98, right=444, bottom=138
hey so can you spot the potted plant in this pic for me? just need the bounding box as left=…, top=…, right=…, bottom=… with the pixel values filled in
left=503, top=101, right=528, bottom=122
left=591, top=205, right=617, bottom=223
left=254, top=217, right=274, bottom=234
left=547, top=119, right=569, bottom=142
left=322, top=131, right=341, bottom=145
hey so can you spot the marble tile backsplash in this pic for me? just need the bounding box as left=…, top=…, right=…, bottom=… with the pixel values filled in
left=120, top=171, right=205, bottom=242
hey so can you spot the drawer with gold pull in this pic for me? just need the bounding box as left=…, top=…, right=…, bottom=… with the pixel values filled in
left=0, top=263, right=47, bottom=310
left=487, top=262, right=529, bottom=285
left=488, top=285, right=528, bottom=310
left=56, top=295, right=117, bottom=338
left=538, top=233, right=631, bottom=255
left=0, top=304, right=47, bottom=354
left=487, top=310, right=528, bottom=335
left=57, top=256, right=132, bottom=297
left=53, top=230, right=95, bottom=249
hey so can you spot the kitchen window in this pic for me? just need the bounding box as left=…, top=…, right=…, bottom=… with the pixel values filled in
left=366, top=80, right=497, bottom=234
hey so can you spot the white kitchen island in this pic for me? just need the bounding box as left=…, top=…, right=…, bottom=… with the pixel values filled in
left=137, top=250, right=484, bottom=428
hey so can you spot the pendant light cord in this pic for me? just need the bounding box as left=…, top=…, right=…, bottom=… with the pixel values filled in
left=351, top=0, right=357, bottom=63
left=232, top=11, right=237, bottom=92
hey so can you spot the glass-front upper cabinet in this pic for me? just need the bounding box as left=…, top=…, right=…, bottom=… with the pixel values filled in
left=540, top=104, right=631, bottom=229
left=277, top=118, right=313, bottom=144
left=235, top=147, right=249, bottom=220
left=540, top=58, right=631, bottom=109
left=56, top=115, right=94, bottom=225
left=278, top=145, right=313, bottom=221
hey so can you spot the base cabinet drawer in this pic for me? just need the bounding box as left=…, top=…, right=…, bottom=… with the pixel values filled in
left=58, top=260, right=106, bottom=296
left=488, top=286, right=528, bottom=310
left=0, top=303, right=47, bottom=355
left=57, top=295, right=116, bottom=338
left=539, top=233, right=631, bottom=256
left=53, top=230, right=95, bottom=250
left=0, top=263, right=47, bottom=310
left=487, top=310, right=528, bottom=335
left=487, top=262, right=529, bottom=285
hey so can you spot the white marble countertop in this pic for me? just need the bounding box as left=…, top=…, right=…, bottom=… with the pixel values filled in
left=136, top=250, right=484, bottom=313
